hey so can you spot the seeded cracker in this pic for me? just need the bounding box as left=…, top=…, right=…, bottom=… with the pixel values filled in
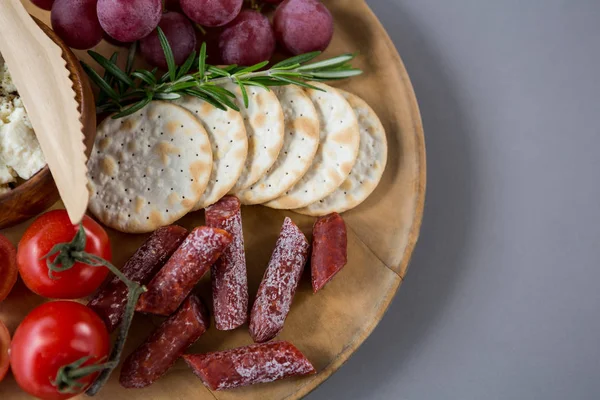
left=235, top=86, right=320, bottom=205
left=88, top=101, right=213, bottom=233
left=174, top=96, right=248, bottom=210
left=265, top=82, right=360, bottom=209
left=223, top=82, right=285, bottom=192
left=296, top=90, right=388, bottom=215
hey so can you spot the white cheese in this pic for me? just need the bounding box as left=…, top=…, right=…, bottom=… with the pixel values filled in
left=0, top=158, right=16, bottom=185
left=0, top=55, right=46, bottom=180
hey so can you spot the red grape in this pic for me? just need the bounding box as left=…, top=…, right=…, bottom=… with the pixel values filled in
left=51, top=0, right=103, bottom=50
left=181, top=0, right=243, bottom=27
left=140, top=12, right=197, bottom=70
left=164, top=0, right=181, bottom=11
left=219, top=10, right=275, bottom=66
left=30, top=0, right=55, bottom=10
left=273, top=0, right=334, bottom=55
left=97, top=0, right=162, bottom=42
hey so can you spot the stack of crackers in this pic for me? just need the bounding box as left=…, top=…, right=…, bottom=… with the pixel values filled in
left=87, top=83, right=387, bottom=233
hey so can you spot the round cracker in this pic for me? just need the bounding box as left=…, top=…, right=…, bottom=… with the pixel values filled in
left=235, top=85, right=320, bottom=205
left=265, top=82, right=360, bottom=210
left=295, top=90, right=388, bottom=216
left=174, top=95, right=247, bottom=210
left=223, top=82, right=285, bottom=192
left=88, top=101, right=213, bottom=233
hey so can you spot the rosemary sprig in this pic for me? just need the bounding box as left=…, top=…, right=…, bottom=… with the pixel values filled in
left=83, top=27, right=362, bottom=119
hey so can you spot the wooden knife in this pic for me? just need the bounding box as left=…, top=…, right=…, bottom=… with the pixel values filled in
left=0, top=0, right=89, bottom=224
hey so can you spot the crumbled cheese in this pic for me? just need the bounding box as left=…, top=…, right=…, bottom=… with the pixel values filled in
left=0, top=55, right=17, bottom=95
left=0, top=55, right=45, bottom=180
left=0, top=158, right=16, bottom=185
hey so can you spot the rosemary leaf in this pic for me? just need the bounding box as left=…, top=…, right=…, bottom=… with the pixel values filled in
left=112, top=93, right=152, bottom=119
left=308, top=69, right=364, bottom=79
left=132, top=70, right=156, bottom=85
left=272, top=51, right=321, bottom=68
left=273, top=76, right=322, bottom=91
left=88, top=51, right=134, bottom=87
left=126, top=42, right=137, bottom=75
left=233, top=60, right=269, bottom=76
left=154, top=92, right=182, bottom=100
left=184, top=89, right=228, bottom=111
left=234, top=77, right=249, bottom=108
left=81, top=62, right=121, bottom=102
left=198, top=43, right=207, bottom=79
left=296, top=54, right=355, bottom=71
left=177, top=50, right=197, bottom=80
left=157, top=27, right=177, bottom=82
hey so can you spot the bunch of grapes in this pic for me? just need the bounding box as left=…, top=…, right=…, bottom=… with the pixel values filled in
left=31, top=0, right=334, bottom=68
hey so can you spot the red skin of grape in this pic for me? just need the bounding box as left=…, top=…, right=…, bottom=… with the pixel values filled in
left=164, top=0, right=182, bottom=11
left=31, top=0, right=55, bottom=11
left=219, top=10, right=275, bottom=66
left=181, top=0, right=243, bottom=27
left=51, top=0, right=103, bottom=50
left=140, top=12, right=197, bottom=70
left=273, top=0, right=334, bottom=55
left=97, top=0, right=162, bottom=43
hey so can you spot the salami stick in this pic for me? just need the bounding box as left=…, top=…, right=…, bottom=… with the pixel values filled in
left=120, top=295, right=210, bottom=388
left=88, top=225, right=189, bottom=332
left=136, top=227, right=232, bottom=316
left=205, top=196, right=248, bottom=330
left=311, top=213, right=348, bottom=293
left=183, top=341, right=316, bottom=390
left=249, top=217, right=309, bottom=343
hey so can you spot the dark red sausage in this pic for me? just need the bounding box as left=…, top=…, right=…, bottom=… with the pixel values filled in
left=311, top=213, right=347, bottom=293
left=136, top=226, right=232, bottom=316
left=182, top=341, right=316, bottom=390
left=249, top=217, right=309, bottom=343
left=205, top=196, right=248, bottom=331
left=88, top=225, right=189, bottom=332
left=120, top=295, right=210, bottom=388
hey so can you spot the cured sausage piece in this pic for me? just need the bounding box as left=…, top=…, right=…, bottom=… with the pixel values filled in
left=136, top=227, right=232, bottom=316
left=182, top=341, right=316, bottom=390
left=88, top=225, right=189, bottom=332
left=120, top=295, right=210, bottom=388
left=205, top=196, right=249, bottom=330
left=249, top=217, right=309, bottom=343
left=311, top=213, right=348, bottom=293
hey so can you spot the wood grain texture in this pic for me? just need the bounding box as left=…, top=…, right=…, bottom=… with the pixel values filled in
left=0, top=0, right=426, bottom=399
left=0, top=16, right=96, bottom=229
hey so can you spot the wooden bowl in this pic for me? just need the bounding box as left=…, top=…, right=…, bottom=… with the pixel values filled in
left=0, top=17, right=96, bottom=229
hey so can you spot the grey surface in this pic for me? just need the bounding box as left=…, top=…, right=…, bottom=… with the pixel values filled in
left=309, top=1, right=600, bottom=399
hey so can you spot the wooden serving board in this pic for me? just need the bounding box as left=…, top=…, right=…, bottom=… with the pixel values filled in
left=0, top=0, right=426, bottom=399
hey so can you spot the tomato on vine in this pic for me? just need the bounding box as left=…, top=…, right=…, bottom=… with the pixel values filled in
left=10, top=301, right=111, bottom=400
left=17, top=210, right=112, bottom=299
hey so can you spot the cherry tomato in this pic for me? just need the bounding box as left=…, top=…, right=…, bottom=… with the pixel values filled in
left=0, top=319, right=10, bottom=382
left=17, top=210, right=112, bottom=299
left=0, top=233, right=17, bottom=301
left=10, top=301, right=110, bottom=400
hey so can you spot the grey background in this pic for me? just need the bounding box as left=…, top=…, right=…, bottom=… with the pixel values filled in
left=310, top=1, right=600, bottom=399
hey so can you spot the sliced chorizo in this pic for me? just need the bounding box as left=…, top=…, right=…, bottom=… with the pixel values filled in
left=205, top=196, right=248, bottom=330
left=182, top=341, right=315, bottom=390
left=311, top=213, right=347, bottom=293
left=120, top=295, right=210, bottom=388
left=88, top=225, right=189, bottom=332
left=136, top=226, right=232, bottom=316
left=249, top=217, right=309, bottom=343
